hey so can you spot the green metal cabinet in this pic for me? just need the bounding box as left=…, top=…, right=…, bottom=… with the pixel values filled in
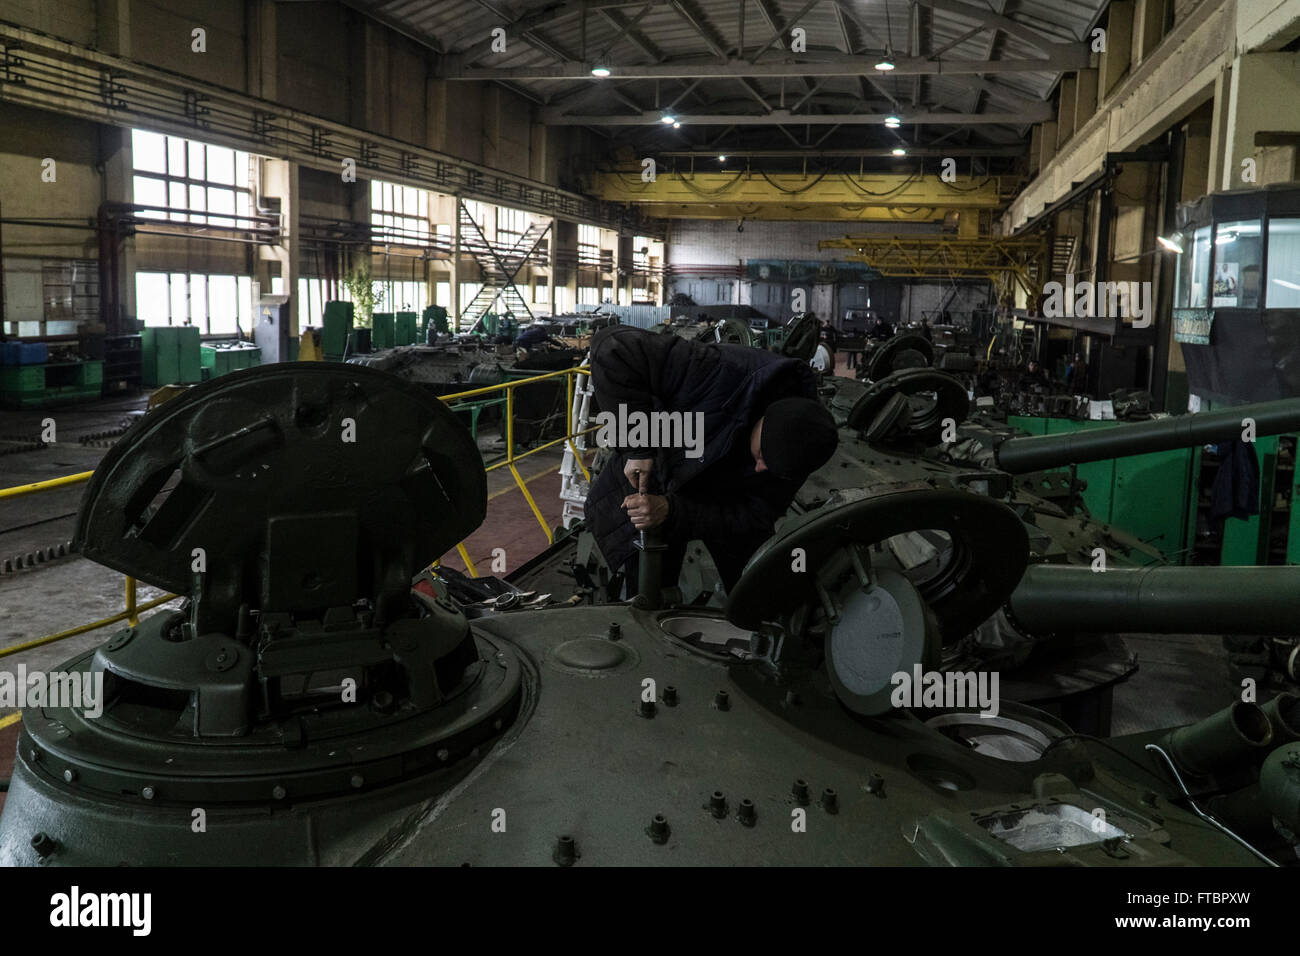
left=1045, top=418, right=1117, bottom=523
left=371, top=312, right=395, bottom=350
left=1111, top=448, right=1196, bottom=558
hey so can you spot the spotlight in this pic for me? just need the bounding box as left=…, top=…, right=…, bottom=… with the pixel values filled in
left=884, top=115, right=901, bottom=128
left=1156, top=235, right=1184, bottom=254
left=660, top=114, right=676, bottom=124
left=875, top=57, right=895, bottom=71
left=673, top=121, right=681, bottom=128
left=718, top=155, right=726, bottom=162
left=892, top=148, right=907, bottom=156
left=590, top=65, right=611, bottom=77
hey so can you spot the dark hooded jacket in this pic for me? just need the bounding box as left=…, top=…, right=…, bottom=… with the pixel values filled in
left=586, top=326, right=818, bottom=585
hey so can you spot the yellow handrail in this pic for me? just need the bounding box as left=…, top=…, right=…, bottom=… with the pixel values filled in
left=0, top=364, right=596, bottom=660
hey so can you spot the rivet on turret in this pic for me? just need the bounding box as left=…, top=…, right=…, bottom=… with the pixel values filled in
left=272, top=785, right=287, bottom=800
left=737, top=798, right=757, bottom=827
left=351, top=774, right=365, bottom=789
left=708, top=790, right=728, bottom=818
left=821, top=787, right=839, bottom=814
left=553, top=834, right=577, bottom=866
left=62, top=769, right=76, bottom=784
left=647, top=814, right=670, bottom=844
left=608, top=622, right=622, bottom=641
left=792, top=779, right=810, bottom=805
left=141, top=786, right=155, bottom=800
left=714, top=690, right=730, bottom=711
left=663, top=686, right=678, bottom=706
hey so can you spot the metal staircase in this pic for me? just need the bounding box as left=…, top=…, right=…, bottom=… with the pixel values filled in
left=457, top=201, right=551, bottom=332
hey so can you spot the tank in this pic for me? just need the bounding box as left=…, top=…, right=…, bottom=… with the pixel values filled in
left=2, top=362, right=1295, bottom=866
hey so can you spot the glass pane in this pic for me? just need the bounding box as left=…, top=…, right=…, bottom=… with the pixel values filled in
left=133, top=175, right=167, bottom=219
left=235, top=152, right=250, bottom=189
left=169, top=181, right=187, bottom=222
left=237, top=276, right=253, bottom=325
left=188, top=143, right=205, bottom=181
left=190, top=275, right=208, bottom=331
left=1188, top=226, right=1212, bottom=308
left=1267, top=219, right=1300, bottom=308
left=135, top=272, right=170, bottom=324
left=207, top=145, right=236, bottom=185
left=209, top=275, right=237, bottom=334
left=168, top=137, right=186, bottom=177
left=132, top=130, right=167, bottom=174
left=435, top=281, right=450, bottom=307
left=1212, top=220, right=1261, bottom=308
left=170, top=273, right=188, bottom=325
left=209, top=188, right=235, bottom=228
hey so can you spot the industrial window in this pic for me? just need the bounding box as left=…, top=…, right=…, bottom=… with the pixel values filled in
left=434, top=281, right=451, bottom=308
left=462, top=200, right=490, bottom=235
left=371, top=180, right=430, bottom=244
left=375, top=279, right=427, bottom=313
left=633, top=237, right=651, bottom=271
left=135, top=272, right=252, bottom=334
left=578, top=224, right=601, bottom=267
left=1268, top=219, right=1300, bottom=308
left=1211, top=220, right=1261, bottom=308
left=1176, top=226, right=1212, bottom=309
left=297, top=278, right=351, bottom=332
left=497, top=206, right=529, bottom=248
left=131, top=130, right=251, bottom=226
left=578, top=286, right=600, bottom=305
left=534, top=275, right=548, bottom=303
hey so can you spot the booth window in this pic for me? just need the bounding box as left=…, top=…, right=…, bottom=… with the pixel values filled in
left=1177, top=226, right=1213, bottom=308
left=1267, top=219, right=1300, bottom=308
left=1212, top=220, right=1261, bottom=308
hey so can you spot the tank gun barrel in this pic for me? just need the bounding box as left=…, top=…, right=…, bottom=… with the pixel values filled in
left=993, top=397, right=1300, bottom=474
left=1008, top=564, right=1300, bottom=635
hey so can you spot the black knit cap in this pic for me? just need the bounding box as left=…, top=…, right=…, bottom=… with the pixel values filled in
left=760, top=397, right=839, bottom=480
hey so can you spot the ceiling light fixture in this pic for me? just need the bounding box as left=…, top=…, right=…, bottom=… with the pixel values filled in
left=1156, top=235, right=1184, bottom=254
left=892, top=147, right=907, bottom=156
left=673, top=121, right=681, bottom=128
left=875, top=57, right=895, bottom=71
left=660, top=114, right=676, bottom=124
left=884, top=115, right=901, bottom=128
left=590, top=65, right=611, bottom=77
left=718, top=155, right=726, bottom=162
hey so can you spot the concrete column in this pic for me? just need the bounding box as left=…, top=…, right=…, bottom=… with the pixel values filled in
left=1029, top=125, right=1042, bottom=178
left=245, top=0, right=276, bottom=100
left=1222, top=52, right=1300, bottom=191
left=1133, top=0, right=1165, bottom=66
left=1076, top=68, right=1099, bottom=127
left=260, top=159, right=299, bottom=332
left=548, top=217, right=557, bottom=316
left=1182, top=115, right=1213, bottom=202
left=1100, top=1, right=1134, bottom=99
left=101, top=126, right=135, bottom=331
left=1057, top=75, right=1078, bottom=148
left=1039, top=121, right=1059, bottom=170
left=1208, top=66, right=1233, bottom=192
left=95, top=0, right=131, bottom=57
left=451, top=198, right=461, bottom=326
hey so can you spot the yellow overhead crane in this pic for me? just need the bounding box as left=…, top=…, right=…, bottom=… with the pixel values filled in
left=818, top=234, right=1046, bottom=299
left=589, top=170, right=1009, bottom=224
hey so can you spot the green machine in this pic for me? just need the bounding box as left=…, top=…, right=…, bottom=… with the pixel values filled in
left=321, top=300, right=354, bottom=361
left=370, top=312, right=396, bottom=350
left=395, top=312, right=418, bottom=346
left=141, top=326, right=202, bottom=387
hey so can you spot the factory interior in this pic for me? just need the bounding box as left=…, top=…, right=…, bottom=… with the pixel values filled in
left=2, top=0, right=1300, bottom=879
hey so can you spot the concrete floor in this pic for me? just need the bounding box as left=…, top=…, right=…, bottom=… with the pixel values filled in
left=0, top=390, right=1254, bottom=817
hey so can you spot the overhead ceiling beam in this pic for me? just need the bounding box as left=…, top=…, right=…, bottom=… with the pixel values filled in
left=912, top=0, right=1075, bottom=54
left=751, top=0, right=821, bottom=62
left=825, top=0, right=889, bottom=50
left=446, top=53, right=1083, bottom=80
left=448, top=0, right=581, bottom=66
left=598, top=4, right=666, bottom=61
left=928, top=23, right=985, bottom=59
left=648, top=146, right=1024, bottom=156
left=735, top=77, right=773, bottom=111
left=669, top=0, right=730, bottom=59
left=543, top=107, right=1053, bottom=125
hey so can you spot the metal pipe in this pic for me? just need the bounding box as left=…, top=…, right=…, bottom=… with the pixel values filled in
left=1161, top=702, right=1274, bottom=777
left=633, top=528, right=666, bottom=610
left=1260, top=693, right=1300, bottom=745
left=1009, top=564, right=1300, bottom=635
left=994, top=396, right=1300, bottom=474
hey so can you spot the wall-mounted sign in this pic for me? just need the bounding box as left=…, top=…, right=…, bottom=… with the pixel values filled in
left=1173, top=308, right=1214, bottom=345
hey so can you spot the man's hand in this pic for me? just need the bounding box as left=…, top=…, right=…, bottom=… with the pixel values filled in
left=624, top=457, right=654, bottom=492
left=622, top=492, right=670, bottom=530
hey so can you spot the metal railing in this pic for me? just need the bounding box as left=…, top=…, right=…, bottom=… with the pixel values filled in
left=0, top=365, right=597, bottom=662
